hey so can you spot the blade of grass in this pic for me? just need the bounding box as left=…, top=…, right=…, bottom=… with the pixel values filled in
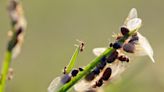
left=65, top=45, right=80, bottom=74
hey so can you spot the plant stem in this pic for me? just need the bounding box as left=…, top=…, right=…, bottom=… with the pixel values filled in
left=0, top=51, right=12, bottom=92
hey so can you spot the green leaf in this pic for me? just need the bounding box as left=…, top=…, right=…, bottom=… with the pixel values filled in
left=65, top=45, right=80, bottom=74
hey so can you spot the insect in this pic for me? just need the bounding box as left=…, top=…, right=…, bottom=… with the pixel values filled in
left=48, top=67, right=83, bottom=92
left=48, top=74, right=71, bottom=92
left=71, top=68, right=84, bottom=77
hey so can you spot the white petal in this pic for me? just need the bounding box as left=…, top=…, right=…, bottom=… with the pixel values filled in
left=137, top=33, right=155, bottom=63
left=93, top=48, right=107, bottom=56
left=127, top=18, right=142, bottom=31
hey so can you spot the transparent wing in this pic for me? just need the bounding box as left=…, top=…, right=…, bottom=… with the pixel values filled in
left=48, top=76, right=63, bottom=92
left=123, top=8, right=142, bottom=31
left=74, top=80, right=94, bottom=92
left=93, top=48, right=107, bottom=56
left=109, top=60, right=127, bottom=80
left=126, top=18, right=142, bottom=31
left=128, top=8, right=138, bottom=20
left=74, top=73, right=105, bottom=92
left=134, top=33, right=155, bottom=63
left=124, top=8, right=138, bottom=25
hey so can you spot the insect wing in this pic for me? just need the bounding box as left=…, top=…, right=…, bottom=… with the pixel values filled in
left=74, top=80, right=93, bottom=92
left=124, top=8, right=138, bottom=25
left=93, top=48, right=107, bottom=56
left=109, top=60, right=127, bottom=80
left=48, top=76, right=63, bottom=92
left=134, top=33, right=155, bottom=63
left=126, top=18, right=142, bottom=31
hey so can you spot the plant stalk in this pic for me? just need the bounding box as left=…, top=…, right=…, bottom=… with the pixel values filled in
left=0, top=51, right=12, bottom=92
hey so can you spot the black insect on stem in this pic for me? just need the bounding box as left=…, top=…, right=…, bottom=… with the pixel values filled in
left=128, top=34, right=139, bottom=43
left=118, top=55, right=129, bottom=62
left=106, top=50, right=118, bottom=63
left=71, top=69, right=79, bottom=77
left=120, top=26, right=130, bottom=36
left=78, top=67, right=83, bottom=71
left=123, top=43, right=135, bottom=53
left=112, top=42, right=122, bottom=49
left=101, top=67, right=112, bottom=81
left=93, top=67, right=100, bottom=75
left=96, top=59, right=106, bottom=70
left=61, top=74, right=71, bottom=84
left=85, top=71, right=96, bottom=81
left=76, top=39, right=85, bottom=52
left=95, top=79, right=103, bottom=87
left=123, top=33, right=139, bottom=53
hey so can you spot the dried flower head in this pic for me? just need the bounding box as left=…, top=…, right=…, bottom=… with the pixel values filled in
left=7, top=0, right=27, bottom=59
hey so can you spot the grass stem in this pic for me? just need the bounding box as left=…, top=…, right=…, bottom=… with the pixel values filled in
left=0, top=51, right=12, bottom=92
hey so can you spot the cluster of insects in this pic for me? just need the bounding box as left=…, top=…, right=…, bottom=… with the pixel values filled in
left=75, top=8, right=154, bottom=92
left=48, top=8, right=154, bottom=92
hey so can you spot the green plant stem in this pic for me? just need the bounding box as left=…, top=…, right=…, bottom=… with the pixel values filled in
left=0, top=51, right=12, bottom=92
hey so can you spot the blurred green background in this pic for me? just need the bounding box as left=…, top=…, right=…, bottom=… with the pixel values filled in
left=0, top=0, right=164, bottom=92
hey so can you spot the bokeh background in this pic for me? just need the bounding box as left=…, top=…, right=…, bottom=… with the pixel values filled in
left=0, top=0, right=164, bottom=92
